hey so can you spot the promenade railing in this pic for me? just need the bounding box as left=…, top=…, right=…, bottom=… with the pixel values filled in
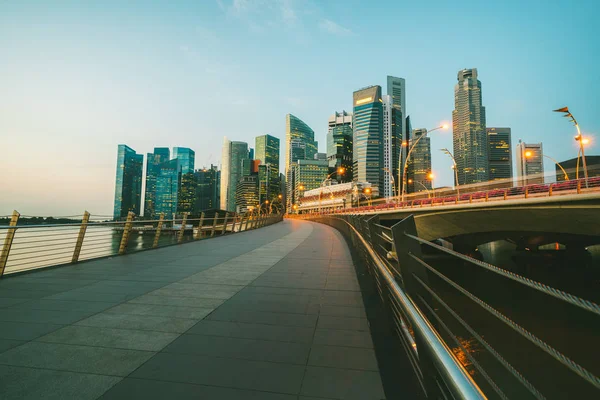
left=296, top=213, right=600, bottom=399
left=0, top=211, right=283, bottom=277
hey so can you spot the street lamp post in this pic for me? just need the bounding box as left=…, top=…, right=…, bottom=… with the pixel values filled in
left=400, top=124, right=448, bottom=203
left=382, top=167, right=396, bottom=203
left=440, top=148, right=460, bottom=197
left=320, top=167, right=345, bottom=213
left=525, top=151, right=570, bottom=181
left=408, top=179, right=432, bottom=198
left=554, top=107, right=589, bottom=186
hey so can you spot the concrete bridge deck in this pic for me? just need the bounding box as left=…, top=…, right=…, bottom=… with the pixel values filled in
left=0, top=220, right=406, bottom=399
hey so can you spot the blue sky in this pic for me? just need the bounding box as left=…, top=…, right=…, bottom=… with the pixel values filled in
left=1, top=0, right=599, bottom=215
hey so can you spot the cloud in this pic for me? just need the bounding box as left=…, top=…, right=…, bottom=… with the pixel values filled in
left=217, top=0, right=298, bottom=28
left=319, top=19, right=352, bottom=36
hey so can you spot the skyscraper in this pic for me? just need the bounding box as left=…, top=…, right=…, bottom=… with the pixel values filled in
left=487, top=128, right=513, bottom=181
left=155, top=158, right=180, bottom=217
left=407, top=129, right=432, bottom=193
left=353, top=85, right=383, bottom=191
left=144, top=147, right=170, bottom=217
left=387, top=76, right=406, bottom=195
left=220, top=138, right=250, bottom=212
left=173, top=147, right=195, bottom=174
left=194, top=165, right=220, bottom=212
left=516, top=140, right=544, bottom=184
left=452, top=68, right=487, bottom=185
left=292, top=159, right=329, bottom=206
left=285, top=114, right=317, bottom=210
left=255, top=134, right=280, bottom=204
left=382, top=95, right=402, bottom=198
left=327, top=111, right=353, bottom=183
left=113, top=145, right=143, bottom=220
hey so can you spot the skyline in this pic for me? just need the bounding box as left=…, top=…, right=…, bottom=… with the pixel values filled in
left=1, top=0, right=599, bottom=215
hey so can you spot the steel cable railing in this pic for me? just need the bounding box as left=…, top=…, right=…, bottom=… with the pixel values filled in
left=304, top=213, right=600, bottom=399
left=0, top=210, right=283, bottom=277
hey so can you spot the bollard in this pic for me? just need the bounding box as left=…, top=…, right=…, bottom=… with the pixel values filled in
left=525, top=186, right=529, bottom=199
left=177, top=213, right=188, bottom=244
left=211, top=212, right=219, bottom=237
left=577, top=180, right=581, bottom=194
left=0, top=210, right=20, bottom=278
left=549, top=184, right=553, bottom=197
left=194, top=212, right=205, bottom=240
left=504, top=190, right=507, bottom=200
left=221, top=212, right=229, bottom=235
left=469, top=194, right=473, bottom=204
left=153, top=213, right=165, bottom=248
left=118, top=212, right=135, bottom=255
left=485, top=192, right=489, bottom=202
left=72, top=211, right=90, bottom=263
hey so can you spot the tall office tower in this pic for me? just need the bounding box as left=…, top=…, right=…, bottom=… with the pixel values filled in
left=113, top=145, right=143, bottom=220
left=220, top=138, right=250, bottom=211
left=194, top=165, right=220, bottom=212
left=327, top=111, right=353, bottom=183
left=144, top=147, right=170, bottom=217
left=255, top=134, right=280, bottom=204
left=516, top=140, right=544, bottom=184
left=154, top=158, right=181, bottom=217
left=403, top=115, right=412, bottom=194
left=292, top=159, right=329, bottom=206
left=285, top=114, right=316, bottom=210
left=235, top=176, right=259, bottom=213
left=387, top=76, right=406, bottom=195
left=487, top=128, right=513, bottom=181
left=353, top=85, right=383, bottom=191
left=173, top=147, right=195, bottom=174
left=452, top=68, right=487, bottom=185
left=382, top=95, right=402, bottom=198
left=407, top=129, right=432, bottom=193
left=314, top=153, right=327, bottom=161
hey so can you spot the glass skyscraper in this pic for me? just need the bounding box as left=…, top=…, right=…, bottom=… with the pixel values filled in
left=516, top=140, right=544, bottom=185
left=113, top=145, right=143, bottom=220
left=407, top=129, right=432, bottom=193
left=327, top=111, right=353, bottom=183
left=155, top=158, right=181, bottom=217
left=255, top=134, right=280, bottom=204
left=452, top=68, right=488, bottom=185
left=285, top=114, right=317, bottom=211
left=220, top=138, right=250, bottom=212
left=292, top=159, right=329, bottom=206
left=194, top=164, right=220, bottom=211
left=353, top=85, right=383, bottom=191
left=173, top=147, right=195, bottom=174
left=144, top=147, right=170, bottom=217
left=386, top=76, right=406, bottom=196
left=487, top=127, right=513, bottom=181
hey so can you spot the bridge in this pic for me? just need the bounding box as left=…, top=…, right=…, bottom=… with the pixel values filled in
left=0, top=209, right=599, bottom=399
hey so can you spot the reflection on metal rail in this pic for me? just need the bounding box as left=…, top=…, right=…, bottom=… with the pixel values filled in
left=303, top=213, right=600, bottom=399
left=0, top=210, right=283, bottom=278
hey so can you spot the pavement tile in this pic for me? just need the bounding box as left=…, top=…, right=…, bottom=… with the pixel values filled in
left=0, top=339, right=25, bottom=354
left=300, top=366, right=385, bottom=400
left=0, top=308, right=97, bottom=325
left=187, top=320, right=315, bottom=343
left=308, top=345, right=379, bottom=371
left=317, top=315, right=370, bottom=331
left=128, top=294, right=224, bottom=308
left=106, top=303, right=214, bottom=319
left=0, top=321, right=64, bottom=340
left=75, top=312, right=197, bottom=333
left=207, top=308, right=318, bottom=328
left=313, top=329, right=374, bottom=349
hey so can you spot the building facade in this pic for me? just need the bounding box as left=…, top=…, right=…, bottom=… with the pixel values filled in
left=353, top=85, right=383, bottom=192
left=154, top=158, right=180, bottom=217
left=291, top=159, right=328, bottom=207
left=387, top=76, right=406, bottom=196
left=194, top=165, right=220, bottom=212
left=487, top=128, right=513, bottom=181
left=556, top=155, right=600, bottom=181
left=407, top=129, right=432, bottom=193
left=326, top=111, right=353, bottom=183
left=516, top=140, right=544, bottom=184
left=235, top=175, right=259, bottom=214
left=113, top=145, right=143, bottom=220
left=220, top=138, right=250, bottom=212
left=172, top=147, right=195, bottom=174
left=382, top=95, right=402, bottom=198
left=144, top=147, right=170, bottom=217
left=255, top=134, right=280, bottom=204
left=285, top=115, right=317, bottom=211
left=452, top=68, right=488, bottom=185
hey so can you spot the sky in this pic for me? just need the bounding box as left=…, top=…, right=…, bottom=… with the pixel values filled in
left=1, top=0, right=599, bottom=216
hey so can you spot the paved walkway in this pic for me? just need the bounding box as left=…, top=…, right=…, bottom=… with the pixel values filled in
left=0, top=220, right=388, bottom=399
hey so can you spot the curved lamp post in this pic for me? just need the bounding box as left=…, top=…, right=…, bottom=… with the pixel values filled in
left=382, top=167, right=396, bottom=202
left=554, top=107, right=588, bottom=186
left=408, top=179, right=431, bottom=198
left=525, top=151, right=570, bottom=181
left=440, top=148, right=460, bottom=197
left=401, top=124, right=448, bottom=203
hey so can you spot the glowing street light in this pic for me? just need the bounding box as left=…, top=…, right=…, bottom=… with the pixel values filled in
left=440, top=148, right=459, bottom=196
left=525, top=151, right=569, bottom=181
left=554, top=106, right=588, bottom=185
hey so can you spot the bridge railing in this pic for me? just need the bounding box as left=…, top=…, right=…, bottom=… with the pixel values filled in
left=305, top=214, right=600, bottom=399
left=0, top=210, right=283, bottom=277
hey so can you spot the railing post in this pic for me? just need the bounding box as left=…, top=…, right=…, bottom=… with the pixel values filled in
left=194, top=212, right=205, bottom=240
left=221, top=212, right=229, bottom=235
left=577, top=180, right=581, bottom=194
left=231, top=214, right=238, bottom=233
left=118, top=211, right=135, bottom=255
left=244, top=214, right=251, bottom=231
left=504, top=190, right=507, bottom=200
left=469, top=194, right=473, bottom=204
left=153, top=213, right=165, bottom=248
left=0, top=210, right=20, bottom=278
left=211, top=212, right=219, bottom=237
left=71, top=211, right=90, bottom=263
left=525, top=186, right=529, bottom=199
left=485, top=191, right=489, bottom=202
left=177, top=213, right=188, bottom=244
left=549, top=184, right=553, bottom=197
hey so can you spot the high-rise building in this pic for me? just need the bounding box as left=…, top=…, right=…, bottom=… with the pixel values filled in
left=154, top=158, right=180, bottom=217
left=194, top=165, right=220, bottom=212
left=113, top=145, right=143, bottom=220
left=255, top=134, right=280, bottom=204
left=235, top=175, right=259, bottom=213
left=452, top=68, right=487, bottom=185
left=144, top=147, right=170, bottom=217
left=387, top=76, right=406, bottom=195
left=516, top=140, right=544, bottom=184
left=327, top=111, right=353, bottom=183
left=353, top=85, right=383, bottom=192
left=555, top=156, right=600, bottom=181
left=285, top=115, right=317, bottom=210
left=382, top=95, right=402, bottom=198
left=487, top=128, right=513, bottom=181
left=407, top=129, right=432, bottom=193
left=292, top=159, right=329, bottom=206
left=314, top=152, right=327, bottom=161
left=220, top=138, right=250, bottom=212
left=173, top=147, right=195, bottom=174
